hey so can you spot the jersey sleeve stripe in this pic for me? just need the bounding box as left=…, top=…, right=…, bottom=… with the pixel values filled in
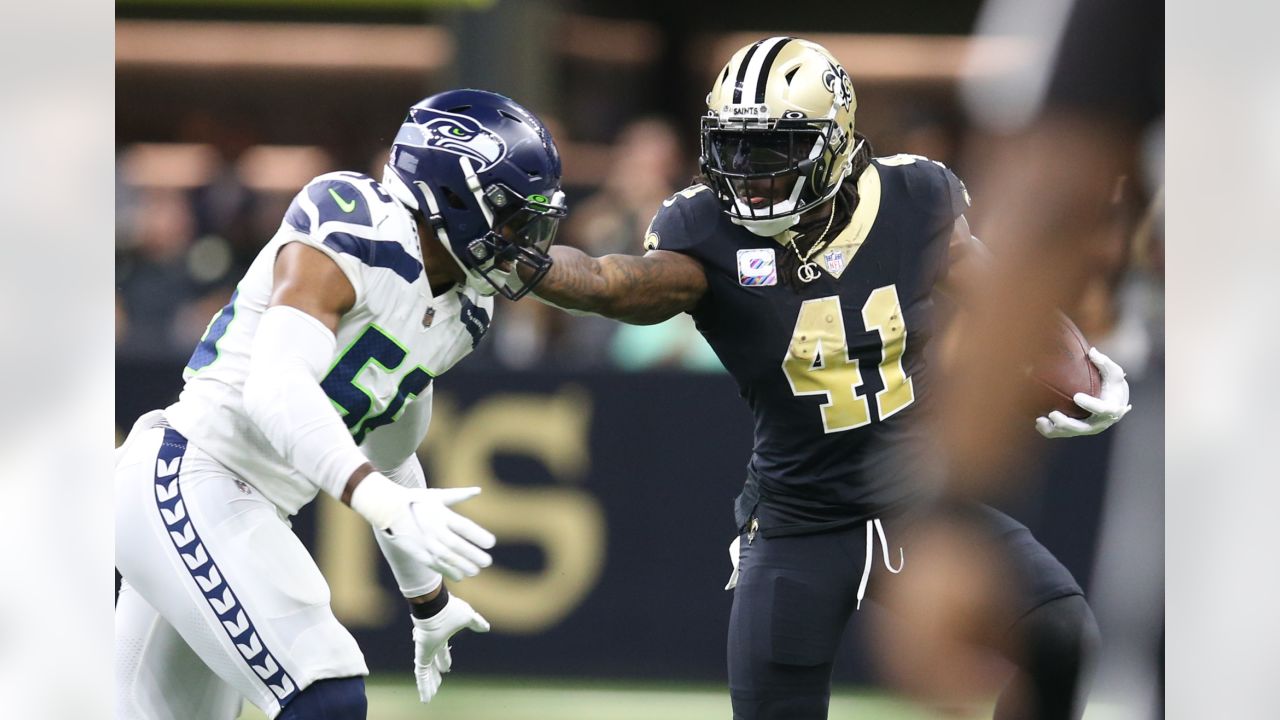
left=321, top=232, right=423, bottom=284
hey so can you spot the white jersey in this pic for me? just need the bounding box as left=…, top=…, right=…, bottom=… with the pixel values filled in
left=165, top=171, right=493, bottom=515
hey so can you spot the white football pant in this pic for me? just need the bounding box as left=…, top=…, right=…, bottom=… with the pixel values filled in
left=115, top=420, right=368, bottom=719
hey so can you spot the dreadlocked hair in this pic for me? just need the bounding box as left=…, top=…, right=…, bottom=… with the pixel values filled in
left=777, top=132, right=875, bottom=290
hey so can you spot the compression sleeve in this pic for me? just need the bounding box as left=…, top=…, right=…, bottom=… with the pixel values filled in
left=241, top=304, right=370, bottom=501
left=374, top=453, right=445, bottom=597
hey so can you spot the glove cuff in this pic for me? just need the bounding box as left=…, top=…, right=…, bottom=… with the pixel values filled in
left=350, top=471, right=406, bottom=529
left=410, top=586, right=450, bottom=620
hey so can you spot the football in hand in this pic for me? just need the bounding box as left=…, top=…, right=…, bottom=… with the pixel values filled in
left=1029, top=314, right=1101, bottom=420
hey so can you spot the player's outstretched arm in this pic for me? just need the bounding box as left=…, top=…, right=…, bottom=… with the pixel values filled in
left=532, top=245, right=708, bottom=325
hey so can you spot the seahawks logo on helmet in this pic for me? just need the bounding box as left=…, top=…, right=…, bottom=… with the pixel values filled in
left=822, top=63, right=854, bottom=112
left=394, top=108, right=508, bottom=171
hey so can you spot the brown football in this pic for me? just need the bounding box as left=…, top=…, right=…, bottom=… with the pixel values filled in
left=1029, top=314, right=1102, bottom=420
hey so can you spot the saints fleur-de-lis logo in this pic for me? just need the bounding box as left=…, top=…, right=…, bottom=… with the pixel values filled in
left=822, top=63, right=854, bottom=112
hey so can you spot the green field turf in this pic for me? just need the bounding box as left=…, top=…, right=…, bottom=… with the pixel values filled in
left=236, top=676, right=994, bottom=719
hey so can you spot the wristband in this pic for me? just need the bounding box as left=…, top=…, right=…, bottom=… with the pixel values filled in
left=410, top=585, right=450, bottom=619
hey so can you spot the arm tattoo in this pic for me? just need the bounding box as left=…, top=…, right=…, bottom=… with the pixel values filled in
left=534, top=246, right=708, bottom=325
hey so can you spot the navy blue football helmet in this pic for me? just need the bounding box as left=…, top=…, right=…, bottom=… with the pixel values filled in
left=382, top=89, right=566, bottom=300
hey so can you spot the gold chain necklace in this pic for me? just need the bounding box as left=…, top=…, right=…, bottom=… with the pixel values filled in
left=792, top=197, right=839, bottom=284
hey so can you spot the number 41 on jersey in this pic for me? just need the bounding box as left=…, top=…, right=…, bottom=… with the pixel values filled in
left=781, top=285, right=914, bottom=433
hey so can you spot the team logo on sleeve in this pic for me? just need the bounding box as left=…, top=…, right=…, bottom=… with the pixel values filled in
left=394, top=108, right=508, bottom=171
left=737, top=248, right=778, bottom=287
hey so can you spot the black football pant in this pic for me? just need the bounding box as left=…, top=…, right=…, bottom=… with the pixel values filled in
left=726, top=504, right=1097, bottom=720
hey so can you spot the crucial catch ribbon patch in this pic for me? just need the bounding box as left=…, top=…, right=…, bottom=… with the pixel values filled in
left=737, top=248, right=777, bottom=287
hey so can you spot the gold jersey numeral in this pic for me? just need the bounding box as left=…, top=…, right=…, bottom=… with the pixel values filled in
left=781, top=286, right=915, bottom=433
left=782, top=296, right=871, bottom=432
left=863, top=285, right=915, bottom=419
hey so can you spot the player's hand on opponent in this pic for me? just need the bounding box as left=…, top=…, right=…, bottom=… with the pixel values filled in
left=1036, top=347, right=1132, bottom=438
left=412, top=592, right=490, bottom=703
left=350, top=473, right=496, bottom=581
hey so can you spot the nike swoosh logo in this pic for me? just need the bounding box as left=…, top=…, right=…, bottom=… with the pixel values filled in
left=328, top=187, right=357, bottom=213
left=662, top=197, right=677, bottom=207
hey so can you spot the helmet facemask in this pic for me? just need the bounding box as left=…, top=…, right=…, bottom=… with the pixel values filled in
left=701, top=115, right=849, bottom=230
left=385, top=162, right=565, bottom=301
left=461, top=184, right=566, bottom=301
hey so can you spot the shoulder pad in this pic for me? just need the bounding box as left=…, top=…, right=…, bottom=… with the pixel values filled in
left=643, top=184, right=721, bottom=254
left=284, top=171, right=404, bottom=238
left=872, top=155, right=970, bottom=222
left=282, top=171, right=423, bottom=286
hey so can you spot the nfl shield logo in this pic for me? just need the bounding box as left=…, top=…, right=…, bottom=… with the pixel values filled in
left=823, top=249, right=845, bottom=275
left=422, top=307, right=436, bottom=328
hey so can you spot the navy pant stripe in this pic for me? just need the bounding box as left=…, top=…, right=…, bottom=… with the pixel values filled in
left=153, top=427, right=300, bottom=707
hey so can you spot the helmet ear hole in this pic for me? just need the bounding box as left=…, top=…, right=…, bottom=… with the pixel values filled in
left=440, top=186, right=469, bottom=210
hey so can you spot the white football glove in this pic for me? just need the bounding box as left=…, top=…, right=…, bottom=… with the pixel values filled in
left=1035, top=347, right=1132, bottom=438
left=350, top=473, right=496, bottom=582
left=412, top=593, right=490, bottom=703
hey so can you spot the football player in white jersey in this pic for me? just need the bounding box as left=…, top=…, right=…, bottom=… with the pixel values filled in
left=115, top=89, right=567, bottom=720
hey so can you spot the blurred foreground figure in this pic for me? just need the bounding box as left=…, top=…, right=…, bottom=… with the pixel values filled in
left=897, top=0, right=1164, bottom=716
left=940, top=0, right=1162, bottom=493
left=525, top=37, right=1128, bottom=719
left=115, top=90, right=567, bottom=718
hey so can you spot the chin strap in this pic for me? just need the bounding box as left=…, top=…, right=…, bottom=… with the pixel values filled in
left=731, top=213, right=801, bottom=237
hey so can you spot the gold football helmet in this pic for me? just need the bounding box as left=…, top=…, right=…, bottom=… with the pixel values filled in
left=700, top=37, right=859, bottom=236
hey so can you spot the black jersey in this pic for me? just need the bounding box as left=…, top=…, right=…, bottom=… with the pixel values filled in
left=647, top=156, right=969, bottom=536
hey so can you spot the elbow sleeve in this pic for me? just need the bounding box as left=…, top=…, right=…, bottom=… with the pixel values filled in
left=242, top=305, right=369, bottom=500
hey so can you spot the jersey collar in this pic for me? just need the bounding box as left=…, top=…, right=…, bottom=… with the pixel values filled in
left=773, top=164, right=882, bottom=281
left=816, top=164, right=881, bottom=280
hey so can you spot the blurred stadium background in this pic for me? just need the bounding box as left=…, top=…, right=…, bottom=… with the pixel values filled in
left=114, top=0, right=1164, bottom=717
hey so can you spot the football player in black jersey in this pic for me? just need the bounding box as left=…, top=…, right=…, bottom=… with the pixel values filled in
left=523, top=38, right=1132, bottom=719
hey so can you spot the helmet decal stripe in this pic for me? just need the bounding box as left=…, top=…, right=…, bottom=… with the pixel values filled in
left=740, top=36, right=788, bottom=106
left=754, top=37, right=794, bottom=103
left=732, top=40, right=764, bottom=104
